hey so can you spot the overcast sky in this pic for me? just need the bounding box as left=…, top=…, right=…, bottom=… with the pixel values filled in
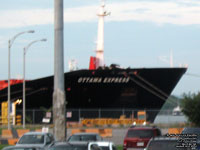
left=0, top=0, right=200, bottom=96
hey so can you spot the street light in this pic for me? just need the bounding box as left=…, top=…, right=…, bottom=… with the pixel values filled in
left=8, top=30, right=35, bottom=129
left=23, top=38, right=47, bottom=128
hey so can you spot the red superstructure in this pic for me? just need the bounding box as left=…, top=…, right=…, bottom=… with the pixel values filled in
left=89, top=56, right=99, bottom=70
left=0, top=80, right=23, bottom=90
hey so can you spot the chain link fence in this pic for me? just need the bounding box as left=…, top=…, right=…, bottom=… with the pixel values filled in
left=10, top=109, right=186, bottom=125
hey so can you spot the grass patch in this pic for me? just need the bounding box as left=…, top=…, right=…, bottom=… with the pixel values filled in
left=117, top=145, right=123, bottom=150
left=0, top=145, right=9, bottom=150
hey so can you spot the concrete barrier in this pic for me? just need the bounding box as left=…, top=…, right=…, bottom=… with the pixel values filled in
left=168, top=128, right=183, bottom=134
left=2, top=129, right=13, bottom=139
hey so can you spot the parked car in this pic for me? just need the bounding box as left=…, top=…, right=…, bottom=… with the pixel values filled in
left=2, top=145, right=44, bottom=150
left=67, top=133, right=103, bottom=142
left=145, top=137, right=189, bottom=150
left=49, top=141, right=102, bottom=150
left=181, top=127, right=200, bottom=150
left=88, top=141, right=117, bottom=150
left=16, top=132, right=55, bottom=149
left=123, top=126, right=161, bottom=150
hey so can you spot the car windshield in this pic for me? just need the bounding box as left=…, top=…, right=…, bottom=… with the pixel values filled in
left=49, top=145, right=87, bottom=150
left=18, top=135, right=45, bottom=144
left=182, top=128, right=200, bottom=141
left=147, top=140, right=187, bottom=150
left=127, top=130, right=154, bottom=138
left=68, top=135, right=96, bottom=141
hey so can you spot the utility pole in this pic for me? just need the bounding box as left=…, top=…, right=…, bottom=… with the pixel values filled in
left=53, top=0, right=66, bottom=141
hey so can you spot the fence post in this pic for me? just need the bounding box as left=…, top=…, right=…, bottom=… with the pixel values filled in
left=33, top=110, right=35, bottom=125
left=132, top=110, right=134, bottom=121
left=78, top=109, right=81, bottom=123
left=98, top=109, right=101, bottom=119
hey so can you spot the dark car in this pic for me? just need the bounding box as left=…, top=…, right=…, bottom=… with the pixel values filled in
left=145, top=137, right=189, bottom=150
left=123, top=126, right=161, bottom=150
left=49, top=141, right=102, bottom=150
left=67, top=133, right=103, bottom=142
left=181, top=127, right=200, bottom=150
left=2, top=145, right=44, bottom=150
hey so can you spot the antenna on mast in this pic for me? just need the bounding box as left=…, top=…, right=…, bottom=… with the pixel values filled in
left=158, top=50, right=174, bottom=68
left=68, top=59, right=78, bottom=71
left=170, top=49, right=173, bottom=68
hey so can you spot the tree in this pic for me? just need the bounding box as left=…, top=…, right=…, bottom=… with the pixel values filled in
left=181, top=92, right=200, bottom=126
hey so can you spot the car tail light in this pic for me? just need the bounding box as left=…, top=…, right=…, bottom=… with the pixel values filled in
left=123, top=140, right=127, bottom=147
left=123, top=141, right=127, bottom=150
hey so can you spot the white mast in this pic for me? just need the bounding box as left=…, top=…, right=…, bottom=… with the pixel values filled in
left=96, top=1, right=109, bottom=68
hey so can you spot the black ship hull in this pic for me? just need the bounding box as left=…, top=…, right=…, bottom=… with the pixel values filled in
left=0, top=67, right=186, bottom=122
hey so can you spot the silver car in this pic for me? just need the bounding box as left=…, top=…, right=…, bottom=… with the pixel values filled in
left=16, top=132, right=55, bottom=149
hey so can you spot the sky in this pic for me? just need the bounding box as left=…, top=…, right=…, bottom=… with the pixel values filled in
left=0, top=0, right=200, bottom=96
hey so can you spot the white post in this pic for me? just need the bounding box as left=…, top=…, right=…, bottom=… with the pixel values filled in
left=8, top=40, right=11, bottom=129
left=23, top=48, right=26, bottom=128
left=23, top=39, right=47, bottom=128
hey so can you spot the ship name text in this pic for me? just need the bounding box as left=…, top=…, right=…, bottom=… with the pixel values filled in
left=78, top=77, right=130, bottom=83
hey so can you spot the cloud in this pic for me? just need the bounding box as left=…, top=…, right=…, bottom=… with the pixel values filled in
left=106, top=1, right=200, bottom=25
left=0, top=9, right=53, bottom=28
left=1, top=0, right=200, bottom=28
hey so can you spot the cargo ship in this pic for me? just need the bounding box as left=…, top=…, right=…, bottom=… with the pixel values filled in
left=0, top=2, right=187, bottom=122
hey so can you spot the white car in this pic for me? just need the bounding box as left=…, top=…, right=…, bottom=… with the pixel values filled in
left=16, top=132, right=55, bottom=149
left=49, top=141, right=102, bottom=150
left=89, top=141, right=117, bottom=150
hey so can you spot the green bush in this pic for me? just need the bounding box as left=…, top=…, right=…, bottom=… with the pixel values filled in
left=181, top=92, right=200, bottom=126
left=0, top=145, right=9, bottom=150
left=117, top=145, right=123, bottom=150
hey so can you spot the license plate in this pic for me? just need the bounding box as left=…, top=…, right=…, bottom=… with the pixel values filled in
left=137, top=142, right=144, bottom=146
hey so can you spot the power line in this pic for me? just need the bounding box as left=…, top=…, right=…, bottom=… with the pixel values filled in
left=185, top=73, right=200, bottom=78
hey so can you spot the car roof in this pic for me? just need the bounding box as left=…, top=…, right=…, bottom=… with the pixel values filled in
left=182, top=127, right=200, bottom=132
left=150, top=136, right=178, bottom=141
left=50, top=142, right=71, bottom=147
left=23, top=132, right=48, bottom=135
left=128, top=126, right=158, bottom=130
left=72, top=133, right=99, bottom=135
left=52, top=141, right=89, bottom=146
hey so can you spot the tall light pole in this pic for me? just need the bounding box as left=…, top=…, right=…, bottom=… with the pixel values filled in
left=53, top=0, right=66, bottom=141
left=23, top=39, right=47, bottom=129
left=8, top=30, right=34, bottom=130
